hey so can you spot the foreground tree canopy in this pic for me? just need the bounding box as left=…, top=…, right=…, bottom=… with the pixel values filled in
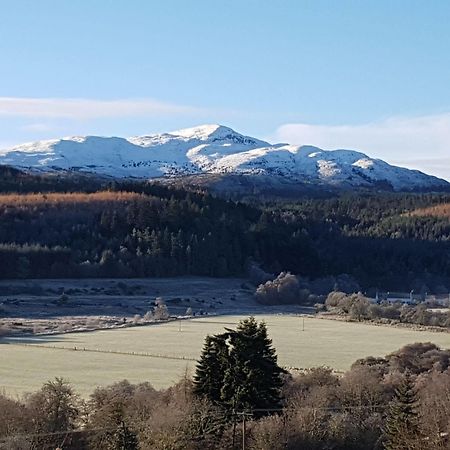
left=2, top=341, right=450, bottom=449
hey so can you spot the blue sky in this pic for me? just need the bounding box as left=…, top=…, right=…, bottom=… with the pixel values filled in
left=1, top=0, right=449, bottom=179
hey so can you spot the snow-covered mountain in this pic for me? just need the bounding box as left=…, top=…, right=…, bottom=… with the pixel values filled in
left=0, top=124, right=447, bottom=191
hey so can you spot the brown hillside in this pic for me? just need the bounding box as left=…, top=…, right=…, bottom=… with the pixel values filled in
left=408, top=203, right=450, bottom=218
left=0, top=191, right=143, bottom=207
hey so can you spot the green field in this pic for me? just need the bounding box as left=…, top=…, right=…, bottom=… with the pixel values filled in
left=2, top=315, right=450, bottom=397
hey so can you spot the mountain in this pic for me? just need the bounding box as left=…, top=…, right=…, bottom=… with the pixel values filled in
left=0, top=124, right=448, bottom=192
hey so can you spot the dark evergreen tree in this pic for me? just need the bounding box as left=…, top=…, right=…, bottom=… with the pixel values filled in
left=193, top=317, right=285, bottom=415
left=193, top=334, right=228, bottom=403
left=222, top=317, right=286, bottom=413
left=383, top=374, right=420, bottom=450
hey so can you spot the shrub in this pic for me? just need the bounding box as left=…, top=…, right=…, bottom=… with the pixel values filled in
left=256, top=272, right=309, bottom=305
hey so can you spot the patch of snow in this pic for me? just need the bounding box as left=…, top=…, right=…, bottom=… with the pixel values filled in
left=317, top=160, right=341, bottom=178
left=353, top=158, right=374, bottom=169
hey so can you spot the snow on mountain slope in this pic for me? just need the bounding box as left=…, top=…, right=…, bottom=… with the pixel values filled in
left=0, top=124, right=447, bottom=190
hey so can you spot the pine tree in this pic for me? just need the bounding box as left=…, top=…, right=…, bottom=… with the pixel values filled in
left=383, top=374, right=420, bottom=450
left=193, top=334, right=229, bottom=403
left=222, top=317, right=286, bottom=413
left=193, top=317, right=285, bottom=415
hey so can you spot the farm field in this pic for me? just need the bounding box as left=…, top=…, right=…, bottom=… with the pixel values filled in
left=2, top=314, right=450, bottom=397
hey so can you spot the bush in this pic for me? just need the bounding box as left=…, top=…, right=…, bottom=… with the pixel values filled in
left=325, top=292, right=370, bottom=320
left=255, top=272, right=310, bottom=305
left=325, top=291, right=347, bottom=309
left=153, top=298, right=169, bottom=320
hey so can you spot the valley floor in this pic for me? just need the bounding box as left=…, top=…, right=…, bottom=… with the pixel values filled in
left=2, top=277, right=450, bottom=398
left=3, top=312, right=450, bottom=397
left=1, top=277, right=304, bottom=335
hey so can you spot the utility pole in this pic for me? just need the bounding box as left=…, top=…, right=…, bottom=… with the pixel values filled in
left=237, top=411, right=252, bottom=450
left=242, top=412, right=246, bottom=450
left=232, top=409, right=236, bottom=450
left=302, top=316, right=305, bottom=332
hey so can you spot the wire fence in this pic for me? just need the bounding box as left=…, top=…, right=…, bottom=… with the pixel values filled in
left=6, top=342, right=344, bottom=374
left=5, top=342, right=197, bottom=361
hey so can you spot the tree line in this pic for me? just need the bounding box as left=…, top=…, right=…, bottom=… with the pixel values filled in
left=0, top=188, right=316, bottom=279
left=324, top=291, right=450, bottom=328
left=259, top=192, right=450, bottom=292
left=0, top=176, right=449, bottom=292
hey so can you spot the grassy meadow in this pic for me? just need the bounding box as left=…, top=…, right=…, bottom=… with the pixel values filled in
left=2, top=314, right=450, bottom=397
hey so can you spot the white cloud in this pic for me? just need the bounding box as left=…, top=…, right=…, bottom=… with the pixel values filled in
left=390, top=158, right=450, bottom=181
left=0, top=97, right=202, bottom=119
left=274, top=113, right=450, bottom=180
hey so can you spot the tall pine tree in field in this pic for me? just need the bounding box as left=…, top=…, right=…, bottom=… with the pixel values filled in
left=193, top=317, right=285, bottom=414
left=383, top=374, right=420, bottom=450
left=193, top=334, right=229, bottom=403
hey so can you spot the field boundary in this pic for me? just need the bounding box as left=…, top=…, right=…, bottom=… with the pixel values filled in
left=6, top=342, right=197, bottom=361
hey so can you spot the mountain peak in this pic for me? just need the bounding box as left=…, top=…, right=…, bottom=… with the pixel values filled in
left=127, top=124, right=270, bottom=149
left=171, top=124, right=230, bottom=140
left=168, top=124, right=269, bottom=146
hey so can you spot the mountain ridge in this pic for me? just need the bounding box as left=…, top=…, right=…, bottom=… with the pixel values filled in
left=0, top=124, right=447, bottom=192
